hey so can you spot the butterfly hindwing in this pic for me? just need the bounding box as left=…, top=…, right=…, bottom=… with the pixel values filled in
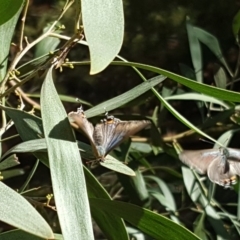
left=207, top=158, right=237, bottom=186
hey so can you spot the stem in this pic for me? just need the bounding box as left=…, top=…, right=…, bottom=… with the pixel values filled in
left=19, top=0, right=30, bottom=51
left=0, top=0, right=74, bottom=93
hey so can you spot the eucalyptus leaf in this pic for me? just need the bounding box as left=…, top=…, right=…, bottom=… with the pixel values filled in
left=165, top=93, right=231, bottom=109
left=81, top=0, right=124, bottom=74
left=233, top=10, right=240, bottom=43
left=2, top=168, right=25, bottom=179
left=145, top=176, right=177, bottom=212
left=214, top=67, right=227, bottom=89
left=0, top=1, right=23, bottom=80
left=0, top=181, right=54, bottom=239
left=181, top=167, right=229, bottom=239
left=0, top=154, right=20, bottom=170
left=186, top=19, right=202, bottom=83
left=111, top=61, right=240, bottom=103
left=0, top=0, right=24, bottom=26
left=90, top=198, right=201, bottom=240
left=35, top=24, right=61, bottom=58
left=84, top=168, right=129, bottom=240
left=40, top=67, right=94, bottom=239
left=193, top=26, right=233, bottom=77
left=85, top=75, right=166, bottom=118
left=100, top=155, right=136, bottom=176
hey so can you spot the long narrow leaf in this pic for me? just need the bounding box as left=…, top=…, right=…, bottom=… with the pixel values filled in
left=186, top=19, right=202, bottom=82
left=111, top=61, right=240, bottom=102
left=85, top=75, right=166, bottom=118
left=0, top=1, right=23, bottom=80
left=0, top=181, right=54, bottom=239
left=90, top=198, right=200, bottom=240
left=40, top=67, right=94, bottom=239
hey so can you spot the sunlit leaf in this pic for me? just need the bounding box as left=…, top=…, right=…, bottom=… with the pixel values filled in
left=90, top=198, right=201, bottom=240
left=40, top=67, right=94, bottom=239
left=81, top=0, right=124, bottom=74
left=0, top=182, right=54, bottom=239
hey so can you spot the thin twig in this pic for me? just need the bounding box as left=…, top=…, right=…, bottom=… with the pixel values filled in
left=19, top=0, right=30, bottom=51
left=0, top=0, right=74, bottom=93
left=9, top=73, right=41, bottom=109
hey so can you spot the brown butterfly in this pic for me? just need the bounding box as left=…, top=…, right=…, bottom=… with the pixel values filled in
left=68, top=107, right=151, bottom=162
left=179, top=148, right=240, bottom=187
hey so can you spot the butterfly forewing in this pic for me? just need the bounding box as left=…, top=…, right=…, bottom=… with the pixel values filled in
left=179, top=147, right=240, bottom=187
left=69, top=108, right=150, bottom=161
left=68, top=109, right=95, bottom=145
left=179, top=149, right=220, bottom=174
left=94, top=119, right=151, bottom=157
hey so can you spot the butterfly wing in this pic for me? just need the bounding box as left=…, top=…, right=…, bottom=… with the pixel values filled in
left=93, top=119, right=150, bottom=158
left=207, top=158, right=238, bottom=186
left=180, top=148, right=240, bottom=186
left=68, top=109, right=95, bottom=145
left=179, top=149, right=221, bottom=174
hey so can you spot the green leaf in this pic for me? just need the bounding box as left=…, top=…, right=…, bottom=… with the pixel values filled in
left=85, top=75, right=166, bottom=118
left=40, top=67, right=94, bottom=239
left=0, top=154, right=20, bottom=170
left=131, top=142, right=152, bottom=153
left=1, top=139, right=47, bottom=161
left=0, top=181, right=54, bottom=239
left=111, top=61, right=240, bottom=103
left=2, top=168, right=25, bottom=179
left=81, top=0, right=124, bottom=74
left=0, top=0, right=24, bottom=26
left=214, top=67, right=227, bottom=89
left=181, top=167, right=202, bottom=202
left=90, top=198, right=201, bottom=240
left=0, top=230, right=63, bottom=240
left=0, top=106, right=43, bottom=141
left=193, top=214, right=208, bottom=240
left=0, top=1, right=23, bottom=80
left=193, top=26, right=233, bottom=77
left=0, top=106, right=127, bottom=239
left=35, top=24, right=61, bottom=58
left=1, top=137, right=136, bottom=176
left=109, top=62, right=231, bottom=144
left=165, top=93, right=232, bottom=109
left=100, top=155, right=136, bottom=176
left=233, top=10, right=240, bottom=43
left=85, top=169, right=129, bottom=240
left=124, top=169, right=149, bottom=203
left=17, top=51, right=56, bottom=78
left=186, top=19, right=202, bottom=82
left=181, top=167, right=230, bottom=239
left=145, top=176, right=176, bottom=212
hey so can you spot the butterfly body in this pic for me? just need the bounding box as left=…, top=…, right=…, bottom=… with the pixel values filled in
left=69, top=108, right=150, bottom=161
left=179, top=147, right=240, bottom=187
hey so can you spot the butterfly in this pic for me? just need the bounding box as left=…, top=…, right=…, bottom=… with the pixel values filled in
left=68, top=107, right=151, bottom=162
left=179, top=147, right=240, bottom=187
